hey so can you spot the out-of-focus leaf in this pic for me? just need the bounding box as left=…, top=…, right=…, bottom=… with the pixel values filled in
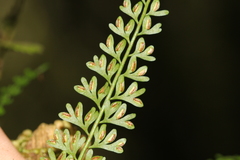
left=0, top=41, right=44, bottom=54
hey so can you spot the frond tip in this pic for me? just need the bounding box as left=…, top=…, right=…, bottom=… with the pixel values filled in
left=45, top=0, right=168, bottom=159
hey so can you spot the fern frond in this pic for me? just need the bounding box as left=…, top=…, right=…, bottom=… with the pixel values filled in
left=46, top=0, right=168, bottom=159
left=0, top=63, right=49, bottom=116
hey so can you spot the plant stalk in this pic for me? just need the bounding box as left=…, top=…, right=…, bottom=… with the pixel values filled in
left=78, top=1, right=151, bottom=159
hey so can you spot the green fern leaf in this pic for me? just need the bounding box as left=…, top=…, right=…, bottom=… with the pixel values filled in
left=46, top=0, right=169, bottom=159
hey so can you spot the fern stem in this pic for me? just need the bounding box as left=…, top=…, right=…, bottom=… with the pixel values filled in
left=78, top=1, right=151, bottom=159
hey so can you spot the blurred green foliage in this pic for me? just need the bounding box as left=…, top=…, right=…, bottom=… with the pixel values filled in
left=0, top=63, right=49, bottom=116
left=0, top=41, right=44, bottom=55
left=0, top=0, right=48, bottom=116
left=208, top=154, right=240, bottom=160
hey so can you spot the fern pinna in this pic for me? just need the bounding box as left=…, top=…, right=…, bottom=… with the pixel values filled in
left=44, top=0, right=168, bottom=159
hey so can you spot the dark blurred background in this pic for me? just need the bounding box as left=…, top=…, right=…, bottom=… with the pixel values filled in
left=0, top=0, right=240, bottom=160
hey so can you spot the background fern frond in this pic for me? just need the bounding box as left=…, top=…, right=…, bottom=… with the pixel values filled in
left=0, top=63, right=49, bottom=116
